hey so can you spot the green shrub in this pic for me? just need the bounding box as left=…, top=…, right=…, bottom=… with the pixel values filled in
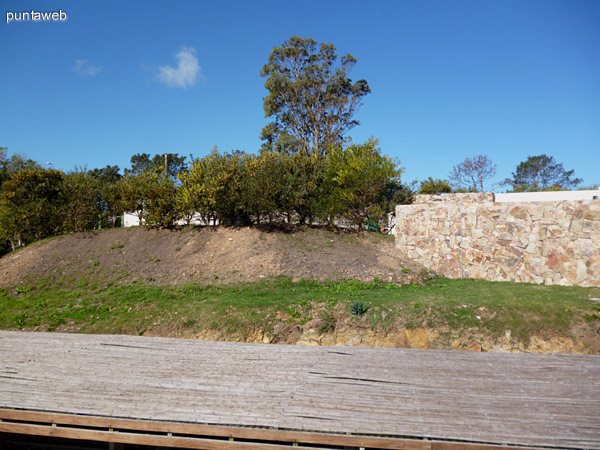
left=419, top=177, right=452, bottom=194
left=351, top=300, right=369, bottom=316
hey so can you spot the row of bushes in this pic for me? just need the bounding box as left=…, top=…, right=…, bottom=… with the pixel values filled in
left=0, top=140, right=413, bottom=253
left=123, top=140, right=408, bottom=228
left=0, top=168, right=113, bottom=252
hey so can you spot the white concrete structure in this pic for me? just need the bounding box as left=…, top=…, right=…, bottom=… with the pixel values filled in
left=123, top=213, right=141, bottom=227
left=387, top=213, right=397, bottom=235
left=495, top=189, right=600, bottom=203
left=123, top=212, right=217, bottom=227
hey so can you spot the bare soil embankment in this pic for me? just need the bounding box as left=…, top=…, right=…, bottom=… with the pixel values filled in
left=0, top=226, right=422, bottom=288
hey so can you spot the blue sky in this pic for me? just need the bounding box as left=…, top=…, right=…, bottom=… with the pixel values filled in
left=2, top=0, right=599, bottom=190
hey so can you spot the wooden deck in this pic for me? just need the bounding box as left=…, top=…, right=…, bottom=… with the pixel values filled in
left=0, top=331, right=599, bottom=449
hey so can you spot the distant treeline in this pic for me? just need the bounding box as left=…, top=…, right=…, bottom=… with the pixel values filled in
left=0, top=141, right=414, bottom=254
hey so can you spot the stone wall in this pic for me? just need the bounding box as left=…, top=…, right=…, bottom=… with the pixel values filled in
left=395, top=193, right=600, bottom=287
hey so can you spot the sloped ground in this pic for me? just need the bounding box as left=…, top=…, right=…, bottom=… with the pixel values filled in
left=2, top=227, right=598, bottom=355
left=0, top=226, right=424, bottom=288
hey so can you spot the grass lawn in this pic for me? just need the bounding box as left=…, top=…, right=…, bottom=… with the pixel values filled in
left=1, top=277, right=599, bottom=348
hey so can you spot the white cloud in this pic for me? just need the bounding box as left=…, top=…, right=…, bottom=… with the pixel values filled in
left=156, top=46, right=201, bottom=89
left=74, top=59, right=102, bottom=77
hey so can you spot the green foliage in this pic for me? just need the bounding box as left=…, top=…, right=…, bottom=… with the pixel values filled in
left=243, top=150, right=287, bottom=224
left=0, top=168, right=65, bottom=250
left=89, top=165, right=122, bottom=184
left=0, top=147, right=93, bottom=255
left=242, top=150, right=327, bottom=225
left=261, top=36, right=370, bottom=156
left=177, top=156, right=213, bottom=225
left=127, top=153, right=154, bottom=175
left=503, top=154, right=582, bottom=192
left=142, top=174, right=180, bottom=228
left=384, top=181, right=415, bottom=210
left=116, top=173, right=152, bottom=223
left=126, top=153, right=187, bottom=179
left=116, top=171, right=180, bottom=228
left=351, top=300, right=369, bottom=316
left=452, top=186, right=478, bottom=193
left=0, top=150, right=41, bottom=190
left=419, top=177, right=452, bottom=194
left=99, top=180, right=124, bottom=224
left=286, top=306, right=301, bottom=319
left=61, top=170, right=103, bottom=233
left=185, top=148, right=251, bottom=226
left=87, top=165, right=124, bottom=227
left=324, top=139, right=400, bottom=229
left=282, top=152, right=326, bottom=224
left=0, top=149, right=43, bottom=255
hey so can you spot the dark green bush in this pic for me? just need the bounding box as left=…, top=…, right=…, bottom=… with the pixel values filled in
left=351, top=300, right=369, bottom=316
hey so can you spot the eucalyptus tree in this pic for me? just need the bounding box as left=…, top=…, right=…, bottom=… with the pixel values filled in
left=261, top=36, right=370, bottom=156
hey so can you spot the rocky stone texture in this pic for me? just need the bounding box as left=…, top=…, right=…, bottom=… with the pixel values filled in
left=395, top=193, right=600, bottom=287
left=295, top=328, right=440, bottom=348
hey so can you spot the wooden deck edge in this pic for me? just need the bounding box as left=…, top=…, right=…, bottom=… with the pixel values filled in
left=0, top=408, right=561, bottom=450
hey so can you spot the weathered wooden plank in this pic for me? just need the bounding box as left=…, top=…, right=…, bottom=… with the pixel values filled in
left=0, top=409, right=430, bottom=450
left=0, top=331, right=599, bottom=449
left=2, top=422, right=428, bottom=450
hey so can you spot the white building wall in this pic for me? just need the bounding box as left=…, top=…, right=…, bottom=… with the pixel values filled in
left=495, top=189, right=600, bottom=203
left=123, top=212, right=218, bottom=227
left=123, top=213, right=141, bottom=227
left=175, top=214, right=218, bottom=226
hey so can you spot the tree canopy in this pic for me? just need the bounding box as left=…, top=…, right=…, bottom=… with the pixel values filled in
left=260, top=36, right=370, bottom=156
left=419, top=177, right=452, bottom=195
left=503, top=154, right=582, bottom=192
left=0, top=148, right=40, bottom=188
left=324, top=139, right=399, bottom=230
left=0, top=168, right=65, bottom=250
left=126, top=153, right=187, bottom=179
left=89, top=165, right=122, bottom=184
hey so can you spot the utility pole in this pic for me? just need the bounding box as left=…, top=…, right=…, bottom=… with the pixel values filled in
left=164, top=153, right=168, bottom=176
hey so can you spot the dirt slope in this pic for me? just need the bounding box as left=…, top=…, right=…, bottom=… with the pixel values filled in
left=0, top=226, right=423, bottom=287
